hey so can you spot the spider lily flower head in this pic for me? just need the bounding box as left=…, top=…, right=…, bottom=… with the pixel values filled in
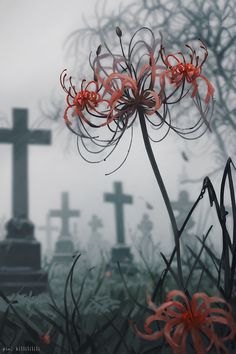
left=159, top=41, right=215, bottom=131
left=133, top=290, right=236, bottom=354
left=160, top=41, right=214, bottom=103
left=92, top=27, right=162, bottom=124
left=60, top=70, right=112, bottom=128
left=60, top=28, right=166, bottom=172
left=60, top=28, right=215, bottom=172
left=100, top=72, right=161, bottom=121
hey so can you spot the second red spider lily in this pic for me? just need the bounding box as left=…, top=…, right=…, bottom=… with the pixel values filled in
left=133, top=290, right=236, bottom=354
left=159, top=41, right=215, bottom=132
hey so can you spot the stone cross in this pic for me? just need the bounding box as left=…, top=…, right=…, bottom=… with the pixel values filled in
left=104, top=182, right=133, bottom=245
left=39, top=213, right=58, bottom=258
left=172, top=190, right=194, bottom=230
left=50, top=192, right=80, bottom=237
left=138, top=214, right=153, bottom=239
left=0, top=108, right=51, bottom=218
left=89, top=215, right=103, bottom=234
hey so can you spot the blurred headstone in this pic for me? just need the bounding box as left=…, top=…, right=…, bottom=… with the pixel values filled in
left=50, top=192, right=80, bottom=262
left=0, top=108, right=51, bottom=294
left=104, top=182, right=135, bottom=275
left=137, top=213, right=154, bottom=261
left=39, top=213, right=58, bottom=262
left=89, top=214, right=103, bottom=234
left=87, top=214, right=110, bottom=264
left=172, top=190, right=195, bottom=234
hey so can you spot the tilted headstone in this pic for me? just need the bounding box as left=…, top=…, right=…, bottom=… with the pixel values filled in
left=50, top=192, right=80, bottom=262
left=104, top=182, right=134, bottom=273
left=0, top=109, right=51, bottom=294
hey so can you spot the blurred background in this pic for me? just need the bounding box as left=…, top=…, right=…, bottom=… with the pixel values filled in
left=0, top=0, right=235, bottom=261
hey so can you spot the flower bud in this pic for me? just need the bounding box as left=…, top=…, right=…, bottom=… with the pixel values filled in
left=96, top=44, right=102, bottom=56
left=116, top=27, right=122, bottom=37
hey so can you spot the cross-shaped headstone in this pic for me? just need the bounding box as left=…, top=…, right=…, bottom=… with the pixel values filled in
left=39, top=213, right=58, bottom=258
left=50, top=192, right=80, bottom=237
left=0, top=109, right=51, bottom=218
left=172, top=190, right=194, bottom=230
left=89, top=215, right=103, bottom=234
left=104, top=182, right=133, bottom=245
left=138, top=214, right=153, bottom=238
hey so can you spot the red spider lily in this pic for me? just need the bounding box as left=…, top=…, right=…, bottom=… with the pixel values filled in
left=159, top=42, right=214, bottom=130
left=60, top=28, right=215, bottom=286
left=60, top=28, right=165, bottom=171
left=160, top=41, right=214, bottom=103
left=97, top=72, right=161, bottom=123
left=61, top=28, right=214, bottom=174
left=40, top=333, right=51, bottom=345
left=60, top=70, right=111, bottom=127
left=93, top=33, right=161, bottom=124
left=133, top=290, right=236, bottom=354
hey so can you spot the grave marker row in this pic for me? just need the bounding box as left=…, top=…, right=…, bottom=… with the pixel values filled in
left=0, top=108, right=195, bottom=292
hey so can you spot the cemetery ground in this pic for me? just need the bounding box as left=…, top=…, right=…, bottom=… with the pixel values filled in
left=0, top=84, right=235, bottom=352
left=0, top=153, right=235, bottom=353
left=0, top=110, right=235, bottom=353
left=0, top=234, right=231, bottom=354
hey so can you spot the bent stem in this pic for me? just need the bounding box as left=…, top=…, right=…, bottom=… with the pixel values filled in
left=138, top=110, right=184, bottom=289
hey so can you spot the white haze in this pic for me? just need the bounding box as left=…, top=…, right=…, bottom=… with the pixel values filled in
left=0, top=0, right=224, bottom=259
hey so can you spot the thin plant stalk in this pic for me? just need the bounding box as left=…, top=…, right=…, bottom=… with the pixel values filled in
left=138, top=109, right=184, bottom=289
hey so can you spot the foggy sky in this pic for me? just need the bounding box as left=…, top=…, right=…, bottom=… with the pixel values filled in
left=0, top=0, right=219, bottom=257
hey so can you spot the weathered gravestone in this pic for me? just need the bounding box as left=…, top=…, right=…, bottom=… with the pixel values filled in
left=89, top=214, right=103, bottom=235
left=137, top=213, right=155, bottom=262
left=0, top=108, right=51, bottom=294
left=39, top=213, right=58, bottom=262
left=171, top=190, right=197, bottom=257
left=104, top=182, right=135, bottom=274
left=50, top=192, right=80, bottom=262
left=87, top=214, right=110, bottom=264
left=172, top=190, right=195, bottom=235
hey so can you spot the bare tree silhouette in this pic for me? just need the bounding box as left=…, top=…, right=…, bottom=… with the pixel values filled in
left=57, top=0, right=236, bottom=175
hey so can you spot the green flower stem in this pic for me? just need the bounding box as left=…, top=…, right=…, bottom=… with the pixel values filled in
left=138, top=110, right=184, bottom=289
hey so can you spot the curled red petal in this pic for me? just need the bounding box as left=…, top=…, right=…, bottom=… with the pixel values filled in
left=163, top=318, right=182, bottom=351
left=166, top=290, right=191, bottom=312
left=191, top=328, right=206, bottom=354
left=133, top=323, right=164, bottom=341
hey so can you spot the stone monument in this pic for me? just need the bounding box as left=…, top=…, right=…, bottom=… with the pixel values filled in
left=137, top=213, right=154, bottom=262
left=87, top=214, right=110, bottom=264
left=172, top=190, right=195, bottom=234
left=39, top=213, right=58, bottom=262
left=50, top=192, right=80, bottom=263
left=104, top=182, right=135, bottom=274
left=0, top=108, right=51, bottom=294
